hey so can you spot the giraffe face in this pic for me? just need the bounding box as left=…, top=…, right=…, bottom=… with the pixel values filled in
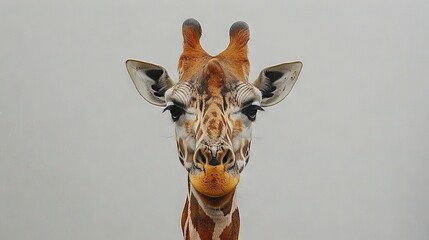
left=163, top=66, right=262, bottom=197
left=126, top=19, right=302, bottom=198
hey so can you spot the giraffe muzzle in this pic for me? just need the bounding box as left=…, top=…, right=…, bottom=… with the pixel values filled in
left=190, top=146, right=239, bottom=197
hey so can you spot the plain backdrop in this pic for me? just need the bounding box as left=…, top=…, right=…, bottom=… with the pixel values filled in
left=1, top=0, right=428, bottom=239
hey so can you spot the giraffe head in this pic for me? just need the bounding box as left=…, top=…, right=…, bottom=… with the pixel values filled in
left=126, top=19, right=302, bottom=199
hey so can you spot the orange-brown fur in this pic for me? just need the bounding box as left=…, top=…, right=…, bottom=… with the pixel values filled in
left=179, top=22, right=250, bottom=85
left=177, top=20, right=250, bottom=240
left=182, top=184, right=239, bottom=240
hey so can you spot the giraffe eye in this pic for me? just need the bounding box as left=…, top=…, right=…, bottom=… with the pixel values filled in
left=241, top=105, right=264, bottom=121
left=163, top=104, right=185, bottom=122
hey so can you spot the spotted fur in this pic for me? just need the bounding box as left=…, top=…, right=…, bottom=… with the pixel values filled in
left=182, top=181, right=239, bottom=240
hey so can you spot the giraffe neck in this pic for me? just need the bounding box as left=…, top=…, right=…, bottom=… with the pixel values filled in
left=181, top=180, right=240, bottom=240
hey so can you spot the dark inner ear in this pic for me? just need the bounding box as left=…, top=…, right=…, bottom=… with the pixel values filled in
left=146, top=69, right=163, bottom=80
left=259, top=70, right=284, bottom=99
left=265, top=70, right=283, bottom=82
left=145, top=69, right=169, bottom=98
left=261, top=86, right=275, bottom=98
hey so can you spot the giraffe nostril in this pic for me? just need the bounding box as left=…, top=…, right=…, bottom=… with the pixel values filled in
left=222, top=149, right=234, bottom=165
left=196, top=149, right=207, bottom=165
left=195, top=148, right=235, bottom=167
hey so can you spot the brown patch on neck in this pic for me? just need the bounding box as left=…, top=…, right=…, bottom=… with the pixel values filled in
left=193, top=191, right=240, bottom=240
left=219, top=208, right=240, bottom=240
left=181, top=197, right=189, bottom=235
left=182, top=178, right=240, bottom=239
left=189, top=191, right=216, bottom=239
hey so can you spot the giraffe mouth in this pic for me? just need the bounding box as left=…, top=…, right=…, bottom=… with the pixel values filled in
left=189, top=165, right=239, bottom=197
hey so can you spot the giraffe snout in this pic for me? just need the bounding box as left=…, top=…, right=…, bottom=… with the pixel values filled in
left=194, top=146, right=235, bottom=167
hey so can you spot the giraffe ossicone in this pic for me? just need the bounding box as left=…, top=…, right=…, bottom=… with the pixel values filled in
left=126, top=18, right=302, bottom=240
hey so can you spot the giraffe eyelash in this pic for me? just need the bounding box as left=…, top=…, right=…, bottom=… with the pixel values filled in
left=163, top=104, right=185, bottom=122
left=241, top=105, right=264, bottom=121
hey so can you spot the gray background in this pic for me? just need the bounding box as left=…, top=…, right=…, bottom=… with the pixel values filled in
left=1, top=0, right=428, bottom=239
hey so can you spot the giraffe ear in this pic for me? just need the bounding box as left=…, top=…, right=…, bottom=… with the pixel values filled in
left=253, top=61, right=303, bottom=107
left=126, top=59, right=175, bottom=106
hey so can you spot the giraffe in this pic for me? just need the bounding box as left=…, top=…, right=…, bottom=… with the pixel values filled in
left=126, top=18, right=302, bottom=240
